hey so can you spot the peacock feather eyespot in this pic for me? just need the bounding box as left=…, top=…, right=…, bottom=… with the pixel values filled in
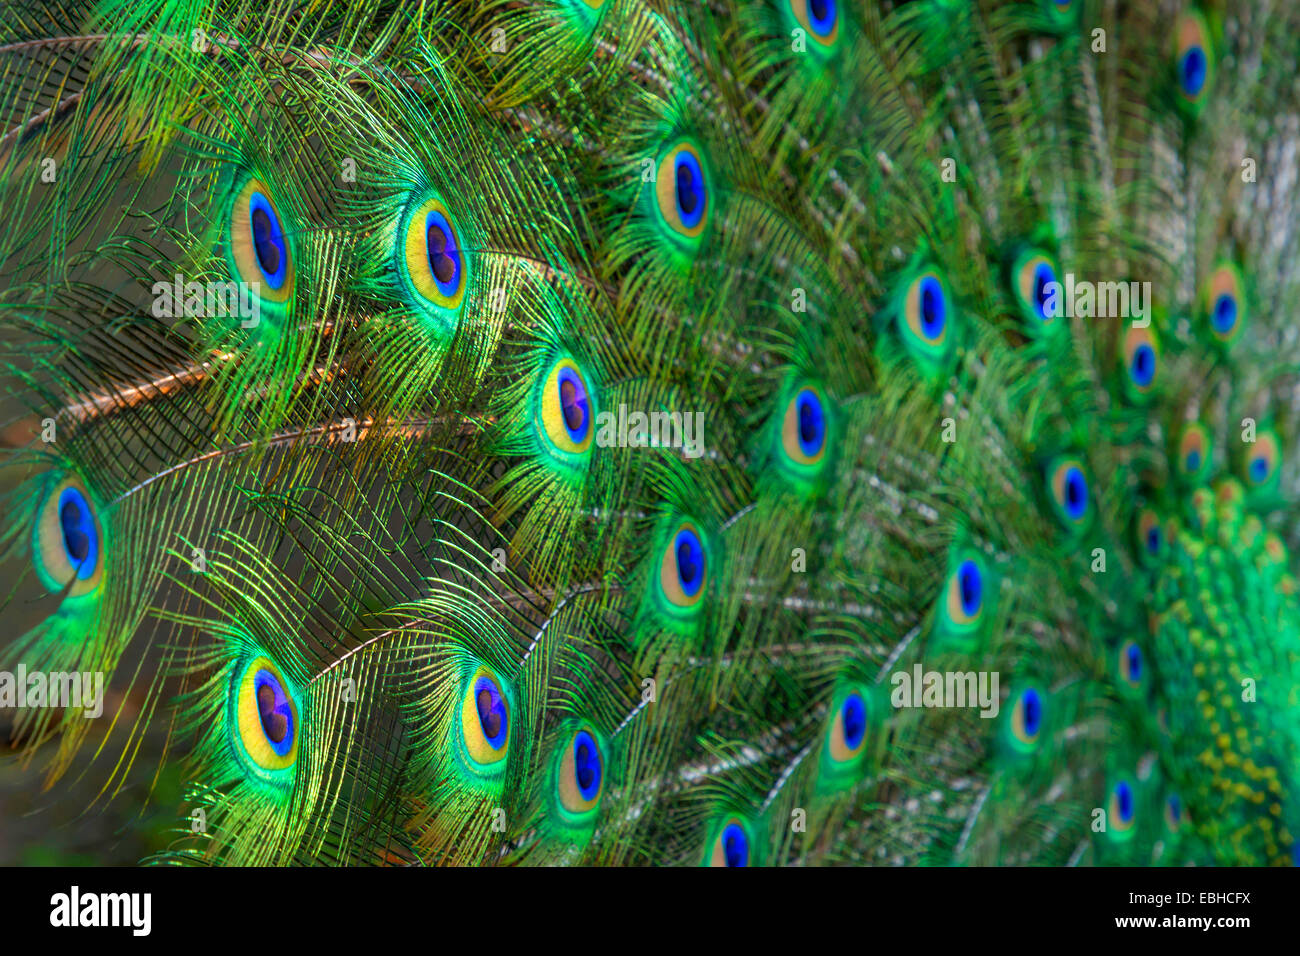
left=705, top=816, right=754, bottom=867
left=34, top=476, right=105, bottom=598
left=1174, top=10, right=1214, bottom=112
left=1117, top=639, right=1145, bottom=692
left=397, top=191, right=469, bottom=327
left=933, top=544, right=996, bottom=652
left=659, top=521, right=708, bottom=613
left=889, top=266, right=958, bottom=376
left=1177, top=422, right=1213, bottom=484
left=1202, top=262, right=1246, bottom=347
left=1008, top=686, right=1045, bottom=752
left=782, top=384, right=829, bottom=467
left=1163, top=793, right=1184, bottom=834
left=1108, top=778, right=1137, bottom=836
left=653, top=139, right=710, bottom=249
left=552, top=724, right=606, bottom=830
left=537, top=355, right=597, bottom=465
left=457, top=665, right=512, bottom=780
left=1046, top=456, right=1091, bottom=532
left=1010, top=248, right=1060, bottom=328
left=787, top=0, right=840, bottom=52
left=1240, top=428, right=1280, bottom=494
left=225, top=175, right=295, bottom=313
left=1121, top=324, right=1159, bottom=400
left=231, top=654, right=300, bottom=788
left=1135, top=507, right=1165, bottom=567
left=945, top=554, right=984, bottom=627
left=824, top=685, right=871, bottom=775
left=907, top=272, right=948, bottom=346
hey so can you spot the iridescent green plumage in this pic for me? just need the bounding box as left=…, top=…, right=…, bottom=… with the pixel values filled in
left=1, top=0, right=1298, bottom=869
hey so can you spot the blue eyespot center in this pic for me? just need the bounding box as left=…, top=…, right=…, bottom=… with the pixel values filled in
left=957, top=559, right=982, bottom=617
left=1033, top=263, right=1056, bottom=319
left=919, top=276, right=945, bottom=339
left=675, top=529, right=704, bottom=596
left=807, top=0, right=836, bottom=36
left=1021, top=688, right=1042, bottom=737
left=1180, top=47, right=1207, bottom=97
left=722, top=823, right=749, bottom=867
left=475, top=676, right=509, bottom=749
left=557, top=366, right=591, bottom=442
left=425, top=210, right=462, bottom=296
left=1212, top=294, right=1237, bottom=333
left=841, top=692, right=866, bottom=750
left=1063, top=467, right=1088, bottom=519
left=57, top=487, right=98, bottom=579
left=674, top=151, right=705, bottom=229
left=253, top=668, right=294, bottom=756
left=248, top=192, right=287, bottom=290
left=1146, top=527, right=1161, bottom=554
left=1132, top=344, right=1155, bottom=386
left=1115, top=781, right=1134, bottom=822
left=1250, top=456, right=1269, bottom=483
left=1167, top=795, right=1181, bottom=823
left=795, top=389, right=826, bottom=457
left=573, top=730, right=601, bottom=801
left=1186, top=450, right=1201, bottom=473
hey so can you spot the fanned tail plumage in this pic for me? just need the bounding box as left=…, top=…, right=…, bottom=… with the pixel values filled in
left=1, top=0, right=1298, bottom=866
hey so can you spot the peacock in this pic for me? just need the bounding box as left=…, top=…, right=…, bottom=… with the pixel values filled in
left=0, top=0, right=1297, bottom=868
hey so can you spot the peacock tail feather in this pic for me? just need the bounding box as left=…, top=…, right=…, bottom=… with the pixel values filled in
left=1, top=0, right=1298, bottom=867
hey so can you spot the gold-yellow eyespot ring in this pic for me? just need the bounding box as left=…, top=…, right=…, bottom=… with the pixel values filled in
left=232, top=655, right=300, bottom=782
left=782, top=386, right=828, bottom=466
left=34, top=476, right=104, bottom=598
left=557, top=725, right=605, bottom=818
left=660, top=521, right=707, bottom=610
left=1242, top=430, right=1280, bottom=490
left=1122, top=324, right=1159, bottom=396
left=944, top=554, right=986, bottom=628
left=706, top=817, right=753, bottom=867
left=903, top=270, right=949, bottom=348
left=1047, top=456, right=1090, bottom=530
left=1178, top=422, right=1212, bottom=481
left=1204, top=262, right=1244, bottom=344
left=459, top=665, right=511, bottom=771
left=539, top=357, right=595, bottom=456
left=789, top=0, right=839, bottom=49
left=654, top=140, right=709, bottom=246
left=1109, top=778, right=1137, bottom=833
left=827, top=689, right=868, bottom=763
left=1174, top=11, right=1213, bottom=108
left=1009, top=687, right=1044, bottom=750
left=399, top=194, right=467, bottom=313
left=227, top=176, right=295, bottom=309
left=1013, top=251, right=1059, bottom=325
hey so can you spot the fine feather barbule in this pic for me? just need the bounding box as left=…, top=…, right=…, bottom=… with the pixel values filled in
left=0, top=0, right=1298, bottom=868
